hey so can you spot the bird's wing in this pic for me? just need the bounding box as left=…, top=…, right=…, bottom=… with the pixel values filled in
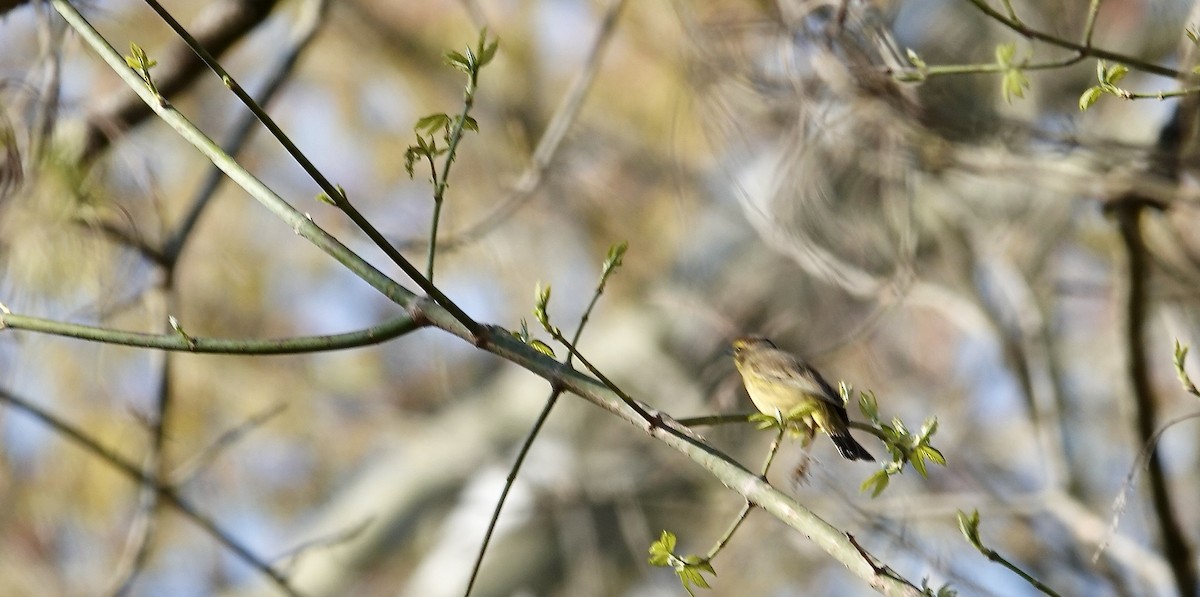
left=752, top=352, right=848, bottom=412
left=796, top=362, right=852, bottom=422
left=747, top=352, right=829, bottom=396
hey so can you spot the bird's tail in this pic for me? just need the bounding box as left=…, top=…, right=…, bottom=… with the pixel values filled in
left=830, top=431, right=874, bottom=462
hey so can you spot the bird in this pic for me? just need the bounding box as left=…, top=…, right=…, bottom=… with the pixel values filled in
left=731, top=336, right=874, bottom=462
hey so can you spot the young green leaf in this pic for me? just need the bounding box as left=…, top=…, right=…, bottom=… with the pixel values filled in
left=415, top=113, right=451, bottom=135
left=1105, top=64, right=1129, bottom=85
left=994, top=42, right=1016, bottom=67
left=479, top=38, right=499, bottom=67
left=1002, top=69, right=1029, bottom=103
left=858, top=389, right=879, bottom=420
left=906, top=48, right=926, bottom=69
left=534, top=282, right=552, bottom=331
left=529, top=339, right=556, bottom=358
left=458, top=115, right=479, bottom=133
left=957, top=509, right=983, bottom=549
left=861, top=469, right=890, bottom=497
left=445, top=50, right=470, bottom=73
left=647, top=530, right=676, bottom=566
left=125, top=42, right=157, bottom=71
left=604, top=241, right=628, bottom=273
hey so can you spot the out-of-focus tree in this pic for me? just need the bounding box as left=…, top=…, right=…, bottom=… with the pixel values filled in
left=0, top=1, right=1197, bottom=596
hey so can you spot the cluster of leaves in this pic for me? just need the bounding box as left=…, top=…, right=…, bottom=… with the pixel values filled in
left=1173, top=340, right=1199, bottom=398
left=124, top=42, right=161, bottom=100
left=510, top=316, right=555, bottom=358
left=1078, top=61, right=1130, bottom=111
left=855, top=386, right=945, bottom=497
left=403, top=30, right=498, bottom=179
left=647, top=531, right=715, bottom=597
left=900, top=24, right=1200, bottom=112
left=517, top=242, right=628, bottom=357
left=995, top=42, right=1030, bottom=104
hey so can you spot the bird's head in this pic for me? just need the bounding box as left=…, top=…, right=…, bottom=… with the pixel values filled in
left=731, top=335, right=776, bottom=355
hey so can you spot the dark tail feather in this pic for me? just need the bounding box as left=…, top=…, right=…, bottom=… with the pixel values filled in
left=830, top=432, right=874, bottom=462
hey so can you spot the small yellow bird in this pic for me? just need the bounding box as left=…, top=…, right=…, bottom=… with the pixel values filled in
left=732, top=336, right=874, bottom=462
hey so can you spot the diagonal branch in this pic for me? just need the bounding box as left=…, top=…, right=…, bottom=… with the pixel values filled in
left=0, top=387, right=299, bottom=595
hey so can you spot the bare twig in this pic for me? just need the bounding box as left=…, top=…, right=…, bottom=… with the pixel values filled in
left=0, top=387, right=298, bottom=595
left=105, top=281, right=176, bottom=596
left=466, top=243, right=626, bottom=595
left=1109, top=200, right=1198, bottom=597
left=170, top=402, right=288, bottom=485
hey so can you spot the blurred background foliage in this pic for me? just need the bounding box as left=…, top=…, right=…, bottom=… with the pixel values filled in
left=1, top=0, right=1199, bottom=595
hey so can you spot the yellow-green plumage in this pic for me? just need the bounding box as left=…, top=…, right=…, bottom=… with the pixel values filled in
left=732, top=336, right=873, bottom=462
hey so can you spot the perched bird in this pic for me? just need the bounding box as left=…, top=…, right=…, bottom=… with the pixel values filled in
left=732, top=336, right=874, bottom=462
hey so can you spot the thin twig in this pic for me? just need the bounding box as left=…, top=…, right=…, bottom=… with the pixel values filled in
left=170, top=402, right=288, bottom=485
left=400, top=0, right=628, bottom=254
left=0, top=387, right=298, bottom=595
left=1081, top=0, right=1104, bottom=49
left=1111, top=201, right=1198, bottom=596
left=548, top=329, right=657, bottom=425
left=702, top=426, right=785, bottom=562
left=0, top=309, right=421, bottom=353
left=105, top=278, right=177, bottom=596
left=465, top=245, right=625, bottom=596
left=961, top=0, right=1181, bottom=78
left=677, top=413, right=755, bottom=427
left=1095, top=410, right=1200, bottom=562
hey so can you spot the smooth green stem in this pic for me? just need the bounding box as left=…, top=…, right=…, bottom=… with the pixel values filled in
left=703, top=426, right=785, bottom=562
left=759, top=425, right=786, bottom=475
left=984, top=547, right=1063, bottom=597
left=328, top=197, right=483, bottom=337
left=677, top=413, right=757, bottom=427
left=962, top=0, right=1180, bottom=79
left=893, top=55, right=1090, bottom=83
left=138, top=0, right=338, bottom=202
left=1120, top=87, right=1200, bottom=101
left=422, top=154, right=440, bottom=282
left=463, top=390, right=562, bottom=597
left=427, top=73, right=479, bottom=283
left=704, top=501, right=753, bottom=561
left=427, top=193, right=443, bottom=283
left=1, top=311, right=420, bottom=354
